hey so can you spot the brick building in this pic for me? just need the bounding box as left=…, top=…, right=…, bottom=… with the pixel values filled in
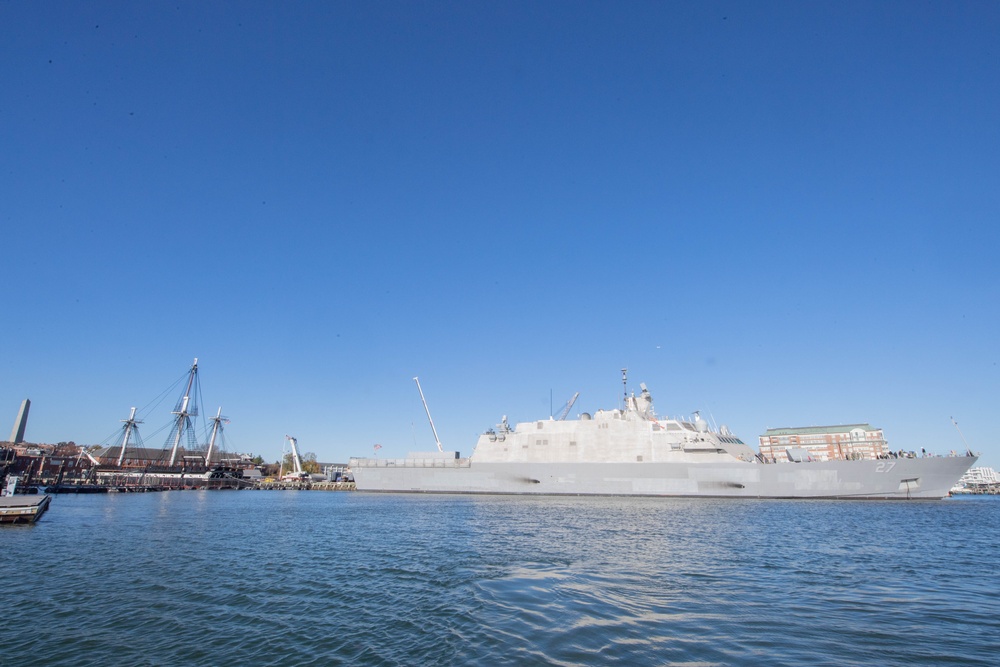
left=758, top=424, right=889, bottom=462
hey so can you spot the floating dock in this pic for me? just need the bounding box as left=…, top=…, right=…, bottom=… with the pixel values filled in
left=0, top=494, right=51, bottom=524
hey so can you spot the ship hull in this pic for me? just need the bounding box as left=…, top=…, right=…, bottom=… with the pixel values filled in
left=351, top=456, right=977, bottom=500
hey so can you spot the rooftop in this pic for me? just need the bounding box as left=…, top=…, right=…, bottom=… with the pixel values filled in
left=762, top=424, right=880, bottom=436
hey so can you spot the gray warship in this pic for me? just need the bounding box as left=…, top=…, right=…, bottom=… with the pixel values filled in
left=350, top=378, right=977, bottom=499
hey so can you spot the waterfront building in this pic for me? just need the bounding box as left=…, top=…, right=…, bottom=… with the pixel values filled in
left=758, top=424, right=889, bottom=462
left=0, top=442, right=92, bottom=485
left=92, top=445, right=180, bottom=468
left=322, top=463, right=351, bottom=482
left=956, top=466, right=1000, bottom=490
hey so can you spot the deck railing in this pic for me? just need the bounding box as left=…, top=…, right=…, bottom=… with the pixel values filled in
left=350, top=457, right=472, bottom=469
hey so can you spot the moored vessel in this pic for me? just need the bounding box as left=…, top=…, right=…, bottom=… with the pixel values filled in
left=85, top=359, right=254, bottom=489
left=350, top=377, right=978, bottom=499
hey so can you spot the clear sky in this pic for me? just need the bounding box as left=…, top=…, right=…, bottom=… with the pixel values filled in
left=2, top=1, right=997, bottom=468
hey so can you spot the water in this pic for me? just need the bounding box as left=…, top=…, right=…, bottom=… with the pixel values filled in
left=2, top=492, right=998, bottom=666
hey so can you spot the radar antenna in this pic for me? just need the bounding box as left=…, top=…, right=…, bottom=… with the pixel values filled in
left=621, top=368, right=628, bottom=408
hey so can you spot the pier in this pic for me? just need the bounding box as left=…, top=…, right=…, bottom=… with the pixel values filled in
left=0, top=494, right=52, bottom=523
left=42, top=479, right=356, bottom=493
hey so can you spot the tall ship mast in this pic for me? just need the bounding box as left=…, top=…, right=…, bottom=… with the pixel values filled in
left=205, top=407, right=230, bottom=465
left=116, top=407, right=143, bottom=467
left=167, top=358, right=200, bottom=466
left=87, top=358, right=247, bottom=489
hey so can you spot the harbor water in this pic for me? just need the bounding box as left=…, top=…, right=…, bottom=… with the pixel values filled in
left=2, top=491, right=998, bottom=666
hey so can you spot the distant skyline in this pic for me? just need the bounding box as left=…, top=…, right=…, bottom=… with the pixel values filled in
left=2, top=1, right=997, bottom=468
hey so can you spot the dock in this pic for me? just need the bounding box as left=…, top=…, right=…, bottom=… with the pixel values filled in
left=0, top=494, right=52, bottom=524
left=39, top=480, right=357, bottom=493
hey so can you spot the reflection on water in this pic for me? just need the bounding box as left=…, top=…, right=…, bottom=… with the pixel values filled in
left=3, top=492, right=998, bottom=666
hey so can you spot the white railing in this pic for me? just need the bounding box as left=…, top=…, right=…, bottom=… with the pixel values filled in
left=350, top=457, right=471, bottom=469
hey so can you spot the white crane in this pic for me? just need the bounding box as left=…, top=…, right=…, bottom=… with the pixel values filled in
left=414, top=376, right=444, bottom=452
left=554, top=392, right=580, bottom=421
left=77, top=446, right=101, bottom=467
left=281, top=435, right=309, bottom=481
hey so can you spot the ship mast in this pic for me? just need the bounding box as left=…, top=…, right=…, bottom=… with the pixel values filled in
left=117, top=407, right=143, bottom=467
left=621, top=368, right=628, bottom=410
left=413, top=376, right=443, bottom=452
left=168, top=358, right=199, bottom=466
left=205, top=407, right=228, bottom=465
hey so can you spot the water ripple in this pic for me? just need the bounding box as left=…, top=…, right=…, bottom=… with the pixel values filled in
left=2, top=493, right=998, bottom=666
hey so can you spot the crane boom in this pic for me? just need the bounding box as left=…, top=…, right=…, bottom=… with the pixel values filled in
left=77, top=446, right=100, bottom=466
left=413, top=376, right=443, bottom=452
left=286, top=435, right=303, bottom=474
left=555, top=392, right=580, bottom=421
left=281, top=435, right=309, bottom=481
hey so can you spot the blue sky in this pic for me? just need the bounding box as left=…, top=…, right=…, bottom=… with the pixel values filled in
left=2, top=1, right=997, bottom=467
